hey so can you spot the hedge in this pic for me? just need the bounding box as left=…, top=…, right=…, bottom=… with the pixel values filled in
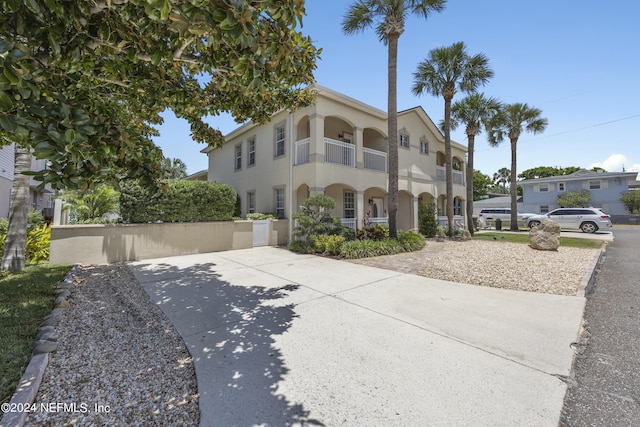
left=119, top=180, right=236, bottom=223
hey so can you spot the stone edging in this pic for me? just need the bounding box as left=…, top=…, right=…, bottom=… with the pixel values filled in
left=0, top=265, right=80, bottom=427
left=576, top=246, right=606, bottom=298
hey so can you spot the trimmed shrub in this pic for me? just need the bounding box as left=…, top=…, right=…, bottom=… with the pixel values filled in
left=247, top=212, right=279, bottom=220
left=340, top=230, right=425, bottom=259
left=120, top=180, right=236, bottom=223
left=418, top=202, right=438, bottom=238
left=357, top=223, right=389, bottom=241
left=313, top=234, right=345, bottom=255
left=287, top=240, right=315, bottom=254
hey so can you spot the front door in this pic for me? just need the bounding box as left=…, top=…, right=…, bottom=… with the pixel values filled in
left=371, top=198, right=384, bottom=218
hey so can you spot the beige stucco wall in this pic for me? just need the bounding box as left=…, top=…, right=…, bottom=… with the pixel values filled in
left=50, top=221, right=256, bottom=265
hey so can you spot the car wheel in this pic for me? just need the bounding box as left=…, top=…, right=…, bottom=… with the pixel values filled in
left=580, top=222, right=597, bottom=233
left=528, top=220, right=540, bottom=228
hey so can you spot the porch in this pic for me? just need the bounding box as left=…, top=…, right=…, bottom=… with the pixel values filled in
left=294, top=137, right=387, bottom=173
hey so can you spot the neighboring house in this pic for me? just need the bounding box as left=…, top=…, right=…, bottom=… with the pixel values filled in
left=183, top=170, right=208, bottom=182
left=520, top=169, right=639, bottom=217
left=0, top=143, right=53, bottom=218
left=203, top=85, right=468, bottom=235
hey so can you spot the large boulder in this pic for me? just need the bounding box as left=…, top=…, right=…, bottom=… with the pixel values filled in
left=529, top=219, right=561, bottom=251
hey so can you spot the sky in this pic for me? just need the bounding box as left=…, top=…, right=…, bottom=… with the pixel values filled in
left=154, top=0, right=640, bottom=180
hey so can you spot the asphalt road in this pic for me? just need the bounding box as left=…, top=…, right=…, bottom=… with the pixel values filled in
left=561, top=226, right=640, bottom=426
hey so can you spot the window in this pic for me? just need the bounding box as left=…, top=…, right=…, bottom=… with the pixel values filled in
left=558, top=182, right=565, bottom=192
left=344, top=192, right=355, bottom=218
left=275, top=124, right=285, bottom=157
left=247, top=138, right=256, bottom=167
left=540, top=205, right=549, bottom=214
left=539, top=183, right=549, bottom=192
left=234, top=144, right=242, bottom=171
left=589, top=180, right=601, bottom=190
left=275, top=187, right=285, bottom=217
left=247, top=191, right=255, bottom=214
left=419, top=136, right=429, bottom=154
left=453, top=197, right=462, bottom=216
left=399, top=133, right=409, bottom=148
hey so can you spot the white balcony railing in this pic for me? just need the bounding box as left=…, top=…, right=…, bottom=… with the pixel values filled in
left=324, top=138, right=355, bottom=168
left=363, top=147, right=387, bottom=172
left=295, top=138, right=310, bottom=165
left=436, top=166, right=464, bottom=186
left=341, top=216, right=388, bottom=231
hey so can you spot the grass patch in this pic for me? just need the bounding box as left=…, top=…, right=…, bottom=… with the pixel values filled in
left=0, top=264, right=71, bottom=405
left=474, top=232, right=604, bottom=249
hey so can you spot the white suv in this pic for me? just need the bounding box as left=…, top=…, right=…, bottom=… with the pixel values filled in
left=524, top=208, right=612, bottom=233
left=477, top=208, right=535, bottom=228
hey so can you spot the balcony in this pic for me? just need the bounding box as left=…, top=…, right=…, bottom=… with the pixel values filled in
left=294, top=137, right=387, bottom=173
left=436, top=166, right=465, bottom=186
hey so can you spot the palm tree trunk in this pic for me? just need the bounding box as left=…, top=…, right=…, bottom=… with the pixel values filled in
left=2, top=145, right=31, bottom=271
left=387, top=35, right=399, bottom=238
left=509, top=138, right=518, bottom=231
left=444, top=97, right=454, bottom=237
left=466, top=134, right=475, bottom=235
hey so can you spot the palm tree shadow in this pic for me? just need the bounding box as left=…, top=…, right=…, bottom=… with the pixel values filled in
left=130, top=262, right=325, bottom=427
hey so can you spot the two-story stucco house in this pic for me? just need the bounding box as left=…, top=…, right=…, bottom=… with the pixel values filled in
left=204, top=85, right=468, bottom=237
left=520, top=169, right=639, bottom=218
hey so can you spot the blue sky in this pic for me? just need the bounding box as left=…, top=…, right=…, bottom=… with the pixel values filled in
left=155, top=0, right=640, bottom=179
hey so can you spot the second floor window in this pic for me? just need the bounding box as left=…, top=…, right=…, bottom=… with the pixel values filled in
left=248, top=139, right=256, bottom=167
left=539, top=183, right=549, bottom=192
left=399, top=133, right=409, bottom=148
left=420, top=141, right=428, bottom=154
left=275, top=125, right=285, bottom=157
left=235, top=144, right=242, bottom=171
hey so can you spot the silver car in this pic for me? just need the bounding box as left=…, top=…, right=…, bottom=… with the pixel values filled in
left=524, top=208, right=612, bottom=233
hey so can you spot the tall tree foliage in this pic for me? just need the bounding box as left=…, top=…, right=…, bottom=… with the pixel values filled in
left=412, top=41, right=493, bottom=237
left=342, top=0, right=446, bottom=238
left=488, top=103, right=548, bottom=230
left=0, top=0, right=320, bottom=270
left=449, top=93, right=500, bottom=235
left=518, top=166, right=580, bottom=180
left=493, top=167, right=511, bottom=193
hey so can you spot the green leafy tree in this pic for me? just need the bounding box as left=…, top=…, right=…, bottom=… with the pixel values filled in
left=61, top=185, right=120, bottom=223
left=556, top=189, right=591, bottom=208
left=449, top=93, right=500, bottom=235
left=412, top=41, right=493, bottom=237
left=518, top=166, right=581, bottom=180
left=292, top=194, right=341, bottom=241
left=473, top=170, right=493, bottom=200
left=0, top=0, right=320, bottom=270
left=342, top=0, right=446, bottom=239
left=620, top=190, right=640, bottom=214
left=488, top=103, right=548, bottom=230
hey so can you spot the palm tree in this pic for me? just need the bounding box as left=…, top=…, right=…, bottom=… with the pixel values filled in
left=488, top=103, right=548, bottom=230
left=493, top=167, right=511, bottom=194
left=412, top=41, right=493, bottom=237
left=2, top=146, right=31, bottom=271
left=342, top=0, right=446, bottom=238
left=450, top=93, right=501, bottom=235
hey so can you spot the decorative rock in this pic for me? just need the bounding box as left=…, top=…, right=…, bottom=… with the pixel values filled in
left=529, top=219, right=561, bottom=251
left=41, top=316, right=59, bottom=327
left=55, top=300, right=70, bottom=308
left=38, top=331, right=59, bottom=342
left=35, top=326, right=56, bottom=340
left=55, top=289, right=72, bottom=298
left=33, top=340, right=58, bottom=354
left=54, top=295, right=67, bottom=306
left=462, top=230, right=472, bottom=241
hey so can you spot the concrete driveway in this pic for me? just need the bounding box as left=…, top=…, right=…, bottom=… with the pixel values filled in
left=129, top=247, right=586, bottom=426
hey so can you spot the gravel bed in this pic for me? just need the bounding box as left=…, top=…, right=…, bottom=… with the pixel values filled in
left=418, top=240, right=598, bottom=295
left=24, top=264, right=199, bottom=427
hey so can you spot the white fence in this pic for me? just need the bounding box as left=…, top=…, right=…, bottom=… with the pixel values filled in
left=324, top=138, right=355, bottom=167
left=363, top=147, right=387, bottom=172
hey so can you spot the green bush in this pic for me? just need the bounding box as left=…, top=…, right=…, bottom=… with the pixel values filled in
left=313, top=234, right=345, bottom=255
left=246, top=212, right=279, bottom=220
left=418, top=202, right=438, bottom=238
left=0, top=222, right=51, bottom=264
left=340, top=231, right=425, bottom=259
left=357, top=223, right=389, bottom=240
left=119, top=180, right=236, bottom=223
left=287, top=240, right=316, bottom=254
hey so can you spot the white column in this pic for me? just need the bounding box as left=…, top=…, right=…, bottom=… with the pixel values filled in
left=309, top=113, right=325, bottom=163
left=412, top=196, right=419, bottom=231
left=355, top=127, right=364, bottom=169
left=356, top=191, right=365, bottom=230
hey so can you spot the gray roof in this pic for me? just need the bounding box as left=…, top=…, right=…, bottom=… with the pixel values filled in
left=519, top=169, right=638, bottom=185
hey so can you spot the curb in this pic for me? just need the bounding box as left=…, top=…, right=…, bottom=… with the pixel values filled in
left=575, top=243, right=607, bottom=298
left=0, top=265, right=79, bottom=427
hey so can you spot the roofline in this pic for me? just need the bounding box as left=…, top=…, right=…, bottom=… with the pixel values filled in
left=398, top=106, right=466, bottom=152
left=520, top=171, right=639, bottom=184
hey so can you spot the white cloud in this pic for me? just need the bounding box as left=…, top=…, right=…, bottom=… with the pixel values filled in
left=589, top=154, right=640, bottom=173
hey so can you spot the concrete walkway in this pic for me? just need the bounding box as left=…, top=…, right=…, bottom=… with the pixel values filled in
left=129, top=247, right=586, bottom=426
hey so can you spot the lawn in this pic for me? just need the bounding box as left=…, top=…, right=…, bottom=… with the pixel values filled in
left=473, top=232, right=604, bottom=249
left=0, top=264, right=71, bottom=405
